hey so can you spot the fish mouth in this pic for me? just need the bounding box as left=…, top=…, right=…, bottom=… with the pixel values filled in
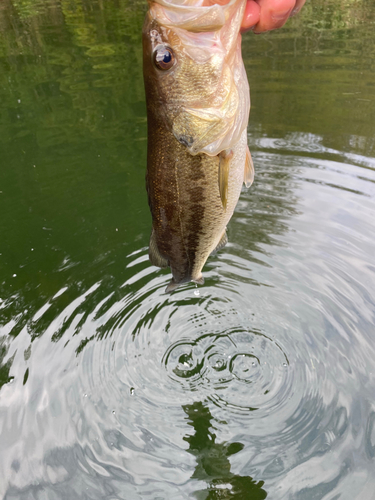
left=150, top=0, right=244, bottom=33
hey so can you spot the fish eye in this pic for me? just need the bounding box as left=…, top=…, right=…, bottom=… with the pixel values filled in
left=153, top=46, right=175, bottom=71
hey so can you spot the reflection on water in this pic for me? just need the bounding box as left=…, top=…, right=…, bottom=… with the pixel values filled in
left=1, top=0, right=375, bottom=499
left=184, top=402, right=267, bottom=499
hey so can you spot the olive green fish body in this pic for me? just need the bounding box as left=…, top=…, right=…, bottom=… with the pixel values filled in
left=143, top=0, right=253, bottom=291
left=146, top=112, right=247, bottom=290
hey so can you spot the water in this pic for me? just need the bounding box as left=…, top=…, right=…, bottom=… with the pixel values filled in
left=1, top=0, right=375, bottom=498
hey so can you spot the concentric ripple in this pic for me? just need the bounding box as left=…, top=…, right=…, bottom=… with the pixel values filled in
left=163, top=328, right=290, bottom=412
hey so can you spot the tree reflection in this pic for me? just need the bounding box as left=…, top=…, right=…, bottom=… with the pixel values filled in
left=183, top=402, right=267, bottom=499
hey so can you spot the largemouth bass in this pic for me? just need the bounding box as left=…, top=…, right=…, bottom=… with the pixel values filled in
left=143, top=0, right=254, bottom=292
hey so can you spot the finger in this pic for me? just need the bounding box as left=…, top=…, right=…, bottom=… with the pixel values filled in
left=240, top=0, right=261, bottom=33
left=252, top=0, right=296, bottom=33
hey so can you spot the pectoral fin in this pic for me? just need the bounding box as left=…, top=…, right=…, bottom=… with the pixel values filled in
left=149, top=229, right=168, bottom=269
left=210, top=229, right=228, bottom=256
left=244, top=146, right=255, bottom=188
left=218, top=150, right=233, bottom=210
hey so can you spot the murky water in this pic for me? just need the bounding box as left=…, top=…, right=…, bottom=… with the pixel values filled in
left=1, top=0, right=375, bottom=498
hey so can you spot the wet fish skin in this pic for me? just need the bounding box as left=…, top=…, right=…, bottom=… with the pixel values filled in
left=143, top=1, right=252, bottom=292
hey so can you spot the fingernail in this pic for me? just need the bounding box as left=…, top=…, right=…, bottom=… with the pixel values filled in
left=291, top=7, right=300, bottom=17
left=241, top=24, right=256, bottom=33
left=272, top=8, right=293, bottom=21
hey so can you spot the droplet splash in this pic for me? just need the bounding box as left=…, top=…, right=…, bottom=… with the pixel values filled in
left=162, top=328, right=289, bottom=413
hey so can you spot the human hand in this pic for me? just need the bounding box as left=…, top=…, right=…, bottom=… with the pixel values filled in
left=241, top=0, right=306, bottom=33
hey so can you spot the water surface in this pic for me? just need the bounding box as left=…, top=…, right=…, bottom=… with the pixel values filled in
left=1, top=0, right=375, bottom=498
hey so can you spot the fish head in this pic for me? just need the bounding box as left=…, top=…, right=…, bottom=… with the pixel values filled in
left=143, top=0, right=250, bottom=156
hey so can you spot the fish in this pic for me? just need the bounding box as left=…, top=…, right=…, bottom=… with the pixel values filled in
left=143, top=0, right=254, bottom=292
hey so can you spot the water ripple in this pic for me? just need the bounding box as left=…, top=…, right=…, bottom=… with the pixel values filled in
left=1, top=140, right=375, bottom=498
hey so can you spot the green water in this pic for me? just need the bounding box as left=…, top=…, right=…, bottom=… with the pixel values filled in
left=1, top=1, right=375, bottom=498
